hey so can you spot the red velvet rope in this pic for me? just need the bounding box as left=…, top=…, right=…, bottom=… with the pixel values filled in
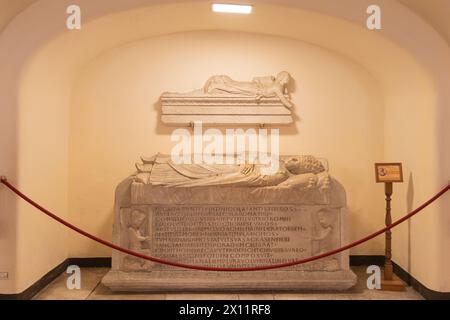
left=1, top=177, right=448, bottom=272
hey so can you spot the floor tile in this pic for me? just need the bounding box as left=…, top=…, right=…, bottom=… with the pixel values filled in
left=87, top=283, right=165, bottom=300
left=33, top=268, right=107, bottom=300
left=32, top=266, right=424, bottom=300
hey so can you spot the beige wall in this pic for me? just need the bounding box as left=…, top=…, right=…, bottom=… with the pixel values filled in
left=1, top=0, right=449, bottom=294
left=15, top=44, right=71, bottom=292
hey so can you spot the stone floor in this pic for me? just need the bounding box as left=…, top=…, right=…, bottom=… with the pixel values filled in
left=32, top=267, right=423, bottom=300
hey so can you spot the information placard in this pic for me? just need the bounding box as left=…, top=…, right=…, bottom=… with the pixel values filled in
left=375, top=163, right=403, bottom=183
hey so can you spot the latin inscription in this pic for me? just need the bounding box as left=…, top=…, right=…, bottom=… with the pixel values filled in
left=151, top=206, right=312, bottom=269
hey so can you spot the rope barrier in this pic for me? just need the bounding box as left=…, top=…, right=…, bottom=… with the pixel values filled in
left=1, top=176, right=449, bottom=272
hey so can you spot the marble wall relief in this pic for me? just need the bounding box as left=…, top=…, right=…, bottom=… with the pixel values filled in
left=160, top=72, right=295, bottom=126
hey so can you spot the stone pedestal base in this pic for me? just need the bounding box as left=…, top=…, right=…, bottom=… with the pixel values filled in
left=102, top=269, right=357, bottom=292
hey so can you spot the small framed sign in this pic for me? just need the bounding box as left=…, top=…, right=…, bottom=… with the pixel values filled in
left=375, top=163, right=403, bottom=183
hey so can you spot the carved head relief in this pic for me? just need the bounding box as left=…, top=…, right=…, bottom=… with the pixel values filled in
left=276, top=71, right=291, bottom=87
left=130, top=209, right=146, bottom=229
left=285, top=156, right=325, bottom=175
left=317, top=209, right=333, bottom=229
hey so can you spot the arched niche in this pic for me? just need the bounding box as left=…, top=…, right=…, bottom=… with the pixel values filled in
left=0, top=0, right=448, bottom=294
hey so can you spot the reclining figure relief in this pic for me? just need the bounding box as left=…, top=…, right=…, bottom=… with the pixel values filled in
left=163, top=71, right=294, bottom=109
left=202, top=71, right=294, bottom=108
left=135, top=154, right=330, bottom=191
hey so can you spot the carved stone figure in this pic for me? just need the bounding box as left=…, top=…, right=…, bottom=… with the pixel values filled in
left=137, top=155, right=328, bottom=189
left=122, top=209, right=153, bottom=271
left=312, top=208, right=340, bottom=271
left=132, top=154, right=333, bottom=204
left=202, top=71, right=293, bottom=108
left=160, top=72, right=295, bottom=126
left=128, top=209, right=149, bottom=251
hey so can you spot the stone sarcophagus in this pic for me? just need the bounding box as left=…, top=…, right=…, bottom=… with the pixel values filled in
left=102, top=154, right=357, bottom=291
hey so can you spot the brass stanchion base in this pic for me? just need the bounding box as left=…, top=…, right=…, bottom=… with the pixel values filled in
left=381, top=274, right=406, bottom=291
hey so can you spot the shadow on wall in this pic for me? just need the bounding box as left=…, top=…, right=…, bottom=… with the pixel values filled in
left=406, top=172, right=414, bottom=276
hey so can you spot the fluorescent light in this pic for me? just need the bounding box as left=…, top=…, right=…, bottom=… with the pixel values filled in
left=212, top=3, right=253, bottom=14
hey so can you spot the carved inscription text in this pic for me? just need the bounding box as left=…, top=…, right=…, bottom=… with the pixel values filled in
left=151, top=205, right=313, bottom=269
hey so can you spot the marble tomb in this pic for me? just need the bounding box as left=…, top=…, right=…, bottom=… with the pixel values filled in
left=102, top=154, right=357, bottom=291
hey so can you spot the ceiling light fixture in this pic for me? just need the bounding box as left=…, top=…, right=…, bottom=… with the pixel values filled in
left=212, top=3, right=253, bottom=14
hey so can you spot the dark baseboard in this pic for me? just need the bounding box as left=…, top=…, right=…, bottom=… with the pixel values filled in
left=0, top=259, right=69, bottom=300
left=349, top=255, right=385, bottom=266
left=350, top=255, right=450, bottom=300
left=67, top=257, right=111, bottom=268
left=392, top=261, right=450, bottom=300
left=0, top=257, right=110, bottom=300
left=1, top=255, right=449, bottom=300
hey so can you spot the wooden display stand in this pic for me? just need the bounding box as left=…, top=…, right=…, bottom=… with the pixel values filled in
left=375, top=163, right=406, bottom=291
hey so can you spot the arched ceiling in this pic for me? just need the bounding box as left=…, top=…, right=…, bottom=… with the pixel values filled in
left=398, top=0, right=450, bottom=46
left=1, top=0, right=449, bottom=124
left=1, top=0, right=449, bottom=45
left=0, top=0, right=35, bottom=32
left=1, top=0, right=449, bottom=293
